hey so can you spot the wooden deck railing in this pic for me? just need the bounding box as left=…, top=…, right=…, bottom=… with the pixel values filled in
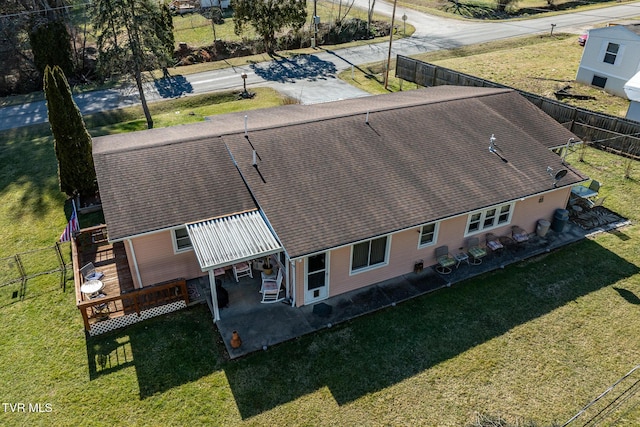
left=77, top=278, right=190, bottom=332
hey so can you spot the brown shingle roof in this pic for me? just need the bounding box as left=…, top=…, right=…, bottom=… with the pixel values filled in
left=223, top=87, right=586, bottom=258
left=94, top=86, right=586, bottom=255
left=93, top=134, right=256, bottom=241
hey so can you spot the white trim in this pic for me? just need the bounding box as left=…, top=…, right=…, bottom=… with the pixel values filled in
left=126, top=238, right=143, bottom=289
left=304, top=251, right=330, bottom=304
left=417, top=221, right=440, bottom=249
left=349, top=235, right=391, bottom=275
left=289, top=186, right=579, bottom=262
left=289, top=259, right=296, bottom=307
left=172, top=226, right=194, bottom=254
left=464, top=202, right=515, bottom=237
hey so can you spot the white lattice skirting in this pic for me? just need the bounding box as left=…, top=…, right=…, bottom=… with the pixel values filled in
left=89, top=301, right=187, bottom=336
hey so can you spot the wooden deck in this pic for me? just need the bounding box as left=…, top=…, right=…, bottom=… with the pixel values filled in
left=72, top=225, right=189, bottom=334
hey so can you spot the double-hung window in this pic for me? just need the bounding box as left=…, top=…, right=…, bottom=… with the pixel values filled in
left=603, top=42, right=619, bottom=65
left=172, top=227, right=192, bottom=252
left=418, top=222, right=439, bottom=248
left=466, top=203, right=513, bottom=235
left=351, top=236, right=389, bottom=273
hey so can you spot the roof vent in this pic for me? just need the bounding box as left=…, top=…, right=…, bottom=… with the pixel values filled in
left=488, top=134, right=507, bottom=163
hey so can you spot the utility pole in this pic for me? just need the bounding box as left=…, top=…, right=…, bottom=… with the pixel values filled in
left=384, top=0, right=398, bottom=90
left=312, top=0, right=318, bottom=48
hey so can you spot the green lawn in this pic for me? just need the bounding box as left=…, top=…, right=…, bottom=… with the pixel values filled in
left=2, top=35, right=640, bottom=426
left=340, top=33, right=631, bottom=117
left=1, top=144, right=639, bottom=425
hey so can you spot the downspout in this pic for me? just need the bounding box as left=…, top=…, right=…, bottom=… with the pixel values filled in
left=127, top=238, right=143, bottom=288
left=209, top=270, right=220, bottom=322
left=290, top=260, right=296, bottom=307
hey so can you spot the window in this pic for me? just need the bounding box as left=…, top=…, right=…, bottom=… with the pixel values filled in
left=465, top=203, right=513, bottom=235
left=173, top=227, right=192, bottom=252
left=603, top=42, right=619, bottom=65
left=592, top=75, right=607, bottom=88
left=419, top=222, right=439, bottom=247
left=351, top=236, right=388, bottom=272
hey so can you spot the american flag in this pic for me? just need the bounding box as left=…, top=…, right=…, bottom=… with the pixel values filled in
left=60, top=202, right=79, bottom=242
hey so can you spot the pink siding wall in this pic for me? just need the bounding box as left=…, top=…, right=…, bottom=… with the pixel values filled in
left=293, top=188, right=572, bottom=306
left=128, top=231, right=205, bottom=288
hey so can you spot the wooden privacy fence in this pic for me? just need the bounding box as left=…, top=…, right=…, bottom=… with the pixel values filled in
left=0, top=243, right=70, bottom=307
left=395, top=55, right=640, bottom=159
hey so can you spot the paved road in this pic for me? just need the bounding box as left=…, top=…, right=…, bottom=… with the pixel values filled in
left=1, top=1, right=639, bottom=131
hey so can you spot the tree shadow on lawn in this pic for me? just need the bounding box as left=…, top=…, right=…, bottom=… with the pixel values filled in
left=0, top=126, right=64, bottom=217
left=86, top=304, right=225, bottom=398
left=223, top=239, right=639, bottom=419
left=250, top=54, right=337, bottom=83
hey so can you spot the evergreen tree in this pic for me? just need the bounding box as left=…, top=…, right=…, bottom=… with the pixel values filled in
left=92, top=0, right=175, bottom=129
left=233, top=0, right=307, bottom=53
left=43, top=65, right=97, bottom=198
left=30, top=20, right=74, bottom=77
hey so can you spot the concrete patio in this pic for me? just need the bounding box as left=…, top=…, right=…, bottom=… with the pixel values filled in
left=192, top=215, right=630, bottom=359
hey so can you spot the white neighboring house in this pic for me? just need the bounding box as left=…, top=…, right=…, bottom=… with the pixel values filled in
left=624, top=71, right=640, bottom=121
left=576, top=23, right=640, bottom=98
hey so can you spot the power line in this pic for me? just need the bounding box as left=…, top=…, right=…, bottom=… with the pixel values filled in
left=0, top=2, right=92, bottom=20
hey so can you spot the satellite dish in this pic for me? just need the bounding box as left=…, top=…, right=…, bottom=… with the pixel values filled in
left=547, top=167, right=568, bottom=187
left=554, top=169, right=568, bottom=181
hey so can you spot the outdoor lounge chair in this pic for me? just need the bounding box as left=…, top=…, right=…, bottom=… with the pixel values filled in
left=466, top=237, right=487, bottom=265
left=511, top=225, right=529, bottom=251
left=434, top=245, right=456, bottom=275
left=260, top=269, right=284, bottom=303
left=232, top=261, right=252, bottom=282
left=511, top=225, right=529, bottom=243
left=80, top=262, right=104, bottom=282
left=485, top=233, right=504, bottom=255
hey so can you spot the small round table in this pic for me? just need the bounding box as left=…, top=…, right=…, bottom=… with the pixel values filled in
left=81, top=279, right=104, bottom=296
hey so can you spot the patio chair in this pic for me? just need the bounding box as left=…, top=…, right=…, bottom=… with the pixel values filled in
left=511, top=225, right=529, bottom=243
left=261, top=269, right=284, bottom=303
left=232, top=261, right=253, bottom=282
left=80, top=262, right=104, bottom=282
left=466, top=237, right=487, bottom=265
left=511, top=225, right=529, bottom=251
left=485, top=233, right=504, bottom=255
left=588, top=196, right=607, bottom=208
left=588, top=180, right=601, bottom=194
left=434, top=245, right=456, bottom=275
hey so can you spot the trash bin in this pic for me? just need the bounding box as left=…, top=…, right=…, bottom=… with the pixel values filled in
left=551, top=209, right=569, bottom=233
left=536, top=219, right=551, bottom=237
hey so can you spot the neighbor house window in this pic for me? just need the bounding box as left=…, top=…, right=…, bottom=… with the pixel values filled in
left=592, top=75, right=607, bottom=88
left=419, top=222, right=439, bottom=248
left=173, top=227, right=192, bottom=252
left=603, top=42, right=619, bottom=64
left=465, top=203, right=513, bottom=235
left=351, top=236, right=389, bottom=272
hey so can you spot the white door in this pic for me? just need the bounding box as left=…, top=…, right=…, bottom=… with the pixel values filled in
left=304, top=252, right=329, bottom=304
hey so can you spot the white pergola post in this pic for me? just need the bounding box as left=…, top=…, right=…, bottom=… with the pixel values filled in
left=208, top=270, right=220, bottom=322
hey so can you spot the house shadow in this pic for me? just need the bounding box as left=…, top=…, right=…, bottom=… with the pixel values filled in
left=250, top=54, right=337, bottom=83
left=153, top=75, right=193, bottom=98
left=85, top=304, right=224, bottom=398
left=222, top=239, right=639, bottom=419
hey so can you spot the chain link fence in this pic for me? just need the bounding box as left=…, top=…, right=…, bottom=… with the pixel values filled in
left=0, top=243, right=72, bottom=308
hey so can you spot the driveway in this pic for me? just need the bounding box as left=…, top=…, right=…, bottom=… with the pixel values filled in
left=1, top=2, right=639, bottom=131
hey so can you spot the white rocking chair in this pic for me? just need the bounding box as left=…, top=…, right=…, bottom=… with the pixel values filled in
left=261, top=269, right=284, bottom=303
